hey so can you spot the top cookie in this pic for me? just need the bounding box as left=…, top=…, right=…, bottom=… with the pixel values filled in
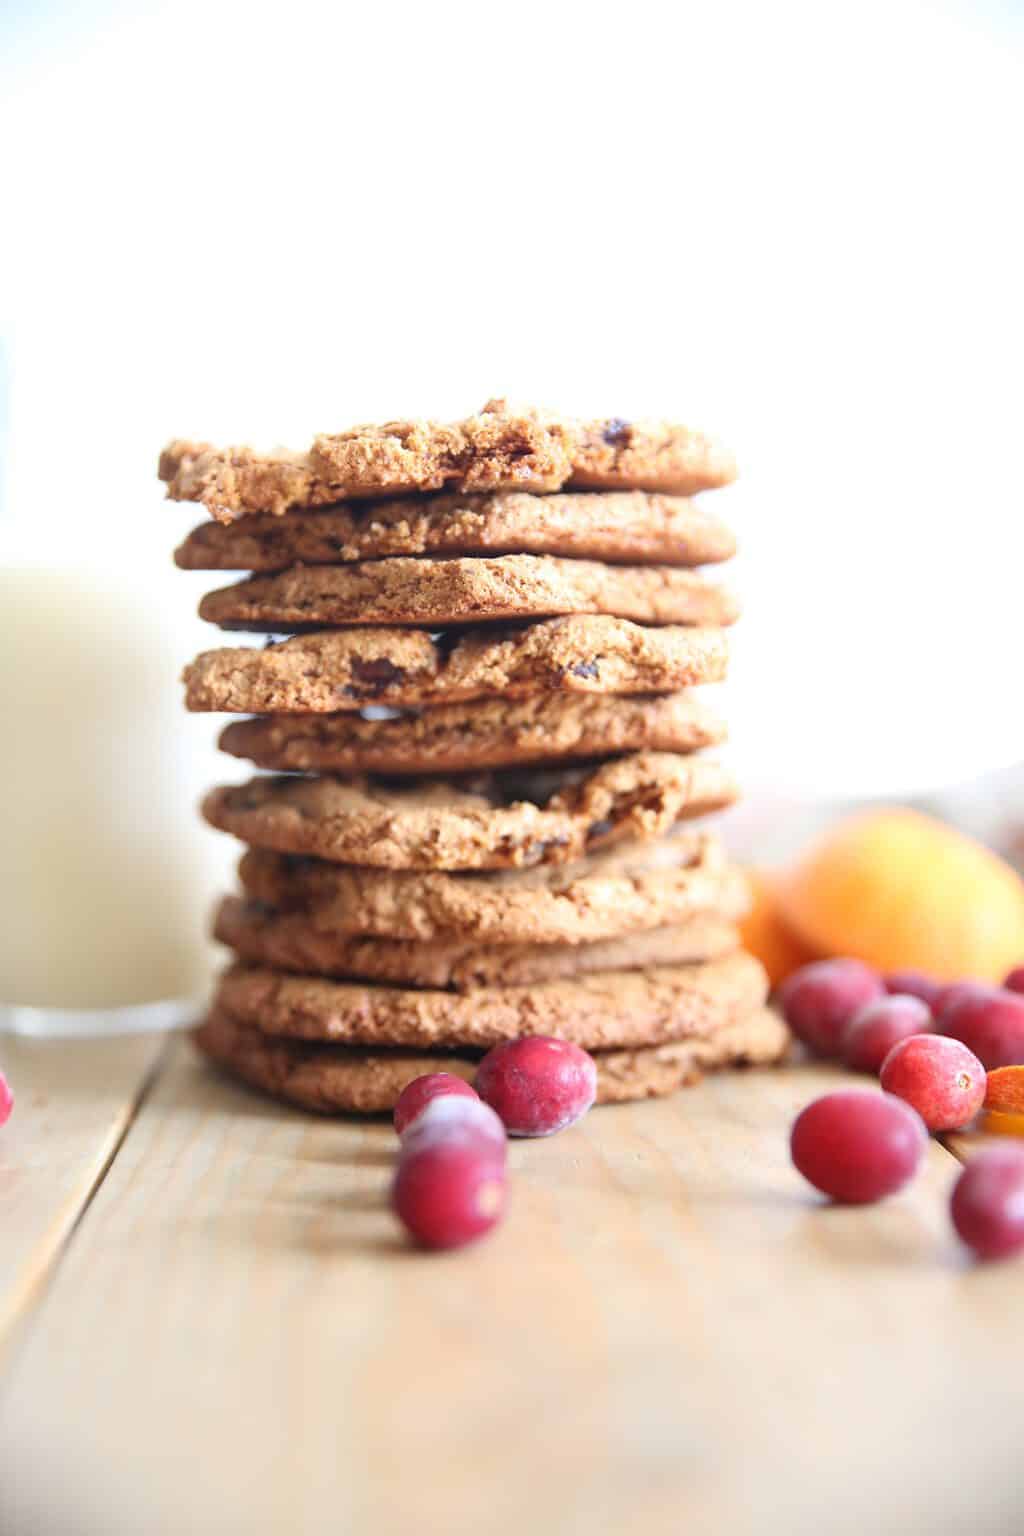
left=159, top=399, right=737, bottom=522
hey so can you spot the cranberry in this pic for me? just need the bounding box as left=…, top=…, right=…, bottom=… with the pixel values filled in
left=393, top=1072, right=478, bottom=1135
left=842, top=995, right=932, bottom=1074
left=932, top=980, right=991, bottom=1021
left=883, top=970, right=942, bottom=1009
left=475, top=1036, right=597, bottom=1137
left=0, top=1070, right=11, bottom=1128
left=779, top=959, right=884, bottom=1056
left=399, top=1095, right=507, bottom=1163
left=951, top=1146, right=1024, bottom=1260
left=1004, top=966, right=1024, bottom=996
left=938, top=988, right=1024, bottom=1069
left=790, top=1089, right=926, bottom=1203
left=392, top=1140, right=507, bottom=1250
left=879, top=1034, right=986, bottom=1131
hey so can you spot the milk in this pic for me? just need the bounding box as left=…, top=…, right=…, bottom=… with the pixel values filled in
left=0, top=563, right=238, bottom=1012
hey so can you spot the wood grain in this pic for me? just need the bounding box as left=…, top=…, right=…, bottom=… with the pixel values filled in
left=1, top=1045, right=1023, bottom=1536
left=944, top=1120, right=1024, bottom=1162
left=0, top=1033, right=165, bottom=1348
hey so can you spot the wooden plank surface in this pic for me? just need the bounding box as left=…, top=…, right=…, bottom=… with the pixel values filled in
left=0, top=1032, right=166, bottom=1348
left=945, top=1104, right=1024, bottom=1162
left=1, top=1041, right=1023, bottom=1536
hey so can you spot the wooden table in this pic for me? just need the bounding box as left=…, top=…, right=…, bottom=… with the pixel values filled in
left=0, top=1032, right=1021, bottom=1536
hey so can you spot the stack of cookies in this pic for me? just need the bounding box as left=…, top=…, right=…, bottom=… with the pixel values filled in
left=163, top=400, right=788, bottom=1115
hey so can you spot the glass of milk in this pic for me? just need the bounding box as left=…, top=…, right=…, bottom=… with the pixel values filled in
left=0, top=561, right=238, bottom=1030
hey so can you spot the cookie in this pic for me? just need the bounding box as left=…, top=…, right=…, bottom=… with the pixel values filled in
left=174, top=491, right=737, bottom=571
left=214, top=896, right=741, bottom=990
left=214, top=949, right=767, bottom=1051
left=160, top=399, right=737, bottom=522
left=193, top=1006, right=789, bottom=1114
left=183, top=616, right=730, bottom=714
left=237, top=832, right=750, bottom=944
left=201, top=755, right=738, bottom=871
left=197, top=556, right=739, bottom=633
left=217, top=691, right=726, bottom=775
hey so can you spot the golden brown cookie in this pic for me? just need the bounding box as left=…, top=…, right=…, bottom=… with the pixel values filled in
left=214, top=896, right=741, bottom=990
left=197, top=556, right=739, bottom=633
left=213, top=949, right=767, bottom=1051
left=160, top=400, right=737, bottom=522
left=237, top=832, right=749, bottom=944
left=193, top=1006, right=789, bottom=1114
left=183, top=616, right=729, bottom=714
left=217, top=691, right=726, bottom=776
left=174, top=490, right=736, bottom=570
left=201, top=755, right=738, bottom=871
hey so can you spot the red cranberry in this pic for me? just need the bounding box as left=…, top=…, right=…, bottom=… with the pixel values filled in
left=475, top=1036, right=597, bottom=1137
left=779, top=959, right=884, bottom=1056
left=938, top=988, right=1024, bottom=1069
left=790, top=1089, right=927, bottom=1203
left=1004, top=966, right=1024, bottom=996
left=399, top=1095, right=507, bottom=1163
left=392, top=1141, right=506, bottom=1250
left=842, top=995, right=932, bottom=1074
left=951, top=1146, right=1024, bottom=1260
left=879, top=1034, right=986, bottom=1131
left=932, top=980, right=992, bottom=1021
left=883, top=970, right=942, bottom=1008
left=0, top=1071, right=11, bottom=1128
left=393, top=1072, right=478, bottom=1136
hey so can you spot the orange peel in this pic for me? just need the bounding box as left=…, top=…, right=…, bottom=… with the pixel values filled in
left=983, top=1066, right=1024, bottom=1116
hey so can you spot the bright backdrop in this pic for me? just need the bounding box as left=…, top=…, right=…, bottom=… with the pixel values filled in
left=1, top=0, right=1022, bottom=998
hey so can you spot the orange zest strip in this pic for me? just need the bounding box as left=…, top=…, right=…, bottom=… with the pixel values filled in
left=983, top=1066, right=1024, bottom=1116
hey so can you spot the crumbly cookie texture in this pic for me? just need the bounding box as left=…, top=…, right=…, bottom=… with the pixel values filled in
left=214, top=897, right=741, bottom=990
left=174, top=491, right=737, bottom=571
left=237, top=832, right=750, bottom=944
left=214, top=950, right=767, bottom=1051
left=201, top=754, right=738, bottom=871
left=218, top=691, right=726, bottom=776
left=194, top=1006, right=789, bottom=1114
left=160, top=400, right=737, bottom=522
left=198, top=556, right=739, bottom=633
left=182, top=616, right=730, bottom=714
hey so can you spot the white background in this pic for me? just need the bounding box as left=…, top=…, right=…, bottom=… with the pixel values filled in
left=1, top=0, right=1022, bottom=1000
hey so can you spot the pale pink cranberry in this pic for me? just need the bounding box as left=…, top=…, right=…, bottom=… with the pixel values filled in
left=879, top=1034, right=986, bottom=1131
left=779, top=959, right=884, bottom=1056
left=931, top=980, right=991, bottom=1021
left=475, top=1036, right=597, bottom=1137
left=937, top=988, right=1024, bottom=1069
left=392, top=1141, right=507, bottom=1250
left=399, top=1095, right=507, bottom=1163
left=951, top=1146, right=1024, bottom=1260
left=393, top=1072, right=478, bottom=1136
left=842, top=995, right=932, bottom=1074
left=1004, top=966, right=1024, bottom=996
left=883, top=970, right=942, bottom=1009
left=790, top=1090, right=926, bottom=1203
left=0, top=1071, right=12, bottom=1128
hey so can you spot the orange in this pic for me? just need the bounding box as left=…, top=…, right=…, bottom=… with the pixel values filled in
left=738, top=868, right=815, bottom=988
left=777, top=808, right=1024, bottom=983
left=978, top=1110, right=1024, bottom=1139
